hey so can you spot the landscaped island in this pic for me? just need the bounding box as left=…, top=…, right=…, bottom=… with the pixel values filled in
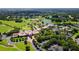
left=0, top=8, right=79, bottom=51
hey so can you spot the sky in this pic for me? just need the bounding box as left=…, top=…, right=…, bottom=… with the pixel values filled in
left=0, top=0, right=78, bottom=8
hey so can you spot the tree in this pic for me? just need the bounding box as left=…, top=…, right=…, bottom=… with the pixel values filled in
left=15, top=19, right=23, bottom=23
left=67, top=38, right=79, bottom=51
left=72, top=28, right=78, bottom=34
left=24, top=40, right=27, bottom=44
left=0, top=22, right=2, bottom=24
left=63, top=46, right=69, bottom=51
left=26, top=46, right=30, bottom=51
left=0, top=33, right=2, bottom=41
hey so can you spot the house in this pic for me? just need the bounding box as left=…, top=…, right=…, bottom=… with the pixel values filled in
left=48, top=23, right=54, bottom=27
left=18, top=32, right=26, bottom=36
left=12, top=33, right=19, bottom=37
left=75, top=38, right=79, bottom=45
left=68, top=15, right=74, bottom=19
left=48, top=44, right=63, bottom=51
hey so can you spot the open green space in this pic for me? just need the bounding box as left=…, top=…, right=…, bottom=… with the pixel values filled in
left=15, top=41, right=35, bottom=51
left=53, top=21, right=79, bottom=24
left=0, top=39, right=18, bottom=51
left=0, top=45, right=18, bottom=51
left=0, top=41, right=35, bottom=51
left=0, top=25, right=14, bottom=33
left=0, top=19, right=32, bottom=31
left=26, top=42, right=35, bottom=51
left=0, top=39, right=8, bottom=46
left=15, top=42, right=26, bottom=51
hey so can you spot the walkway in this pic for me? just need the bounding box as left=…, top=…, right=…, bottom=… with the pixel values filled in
left=27, top=36, right=38, bottom=51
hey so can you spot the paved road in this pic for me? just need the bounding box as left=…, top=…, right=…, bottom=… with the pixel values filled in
left=27, top=36, right=38, bottom=51
left=6, top=36, right=14, bottom=45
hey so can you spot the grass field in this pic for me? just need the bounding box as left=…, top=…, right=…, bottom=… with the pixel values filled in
left=0, top=25, right=14, bottom=33
left=0, top=20, right=31, bottom=28
left=0, top=39, right=8, bottom=46
left=15, top=42, right=26, bottom=51
left=0, top=39, right=18, bottom=51
left=0, top=45, right=18, bottom=51
left=26, top=42, right=35, bottom=51
left=53, top=21, right=79, bottom=24
left=0, top=40, right=35, bottom=51
left=0, top=19, right=32, bottom=33
left=15, top=41, right=35, bottom=51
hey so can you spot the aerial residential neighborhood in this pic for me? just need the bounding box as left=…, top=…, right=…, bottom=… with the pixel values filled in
left=0, top=8, right=79, bottom=51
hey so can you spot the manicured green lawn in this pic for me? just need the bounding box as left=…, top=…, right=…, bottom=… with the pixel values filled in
left=53, top=21, right=79, bottom=24
left=0, top=25, right=14, bottom=33
left=15, top=41, right=35, bottom=51
left=0, top=45, right=18, bottom=51
left=15, top=42, right=26, bottom=51
left=26, top=42, right=36, bottom=51
left=0, top=40, right=36, bottom=51
left=22, top=26, right=31, bottom=30
left=0, top=39, right=8, bottom=46
left=0, top=20, right=31, bottom=30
